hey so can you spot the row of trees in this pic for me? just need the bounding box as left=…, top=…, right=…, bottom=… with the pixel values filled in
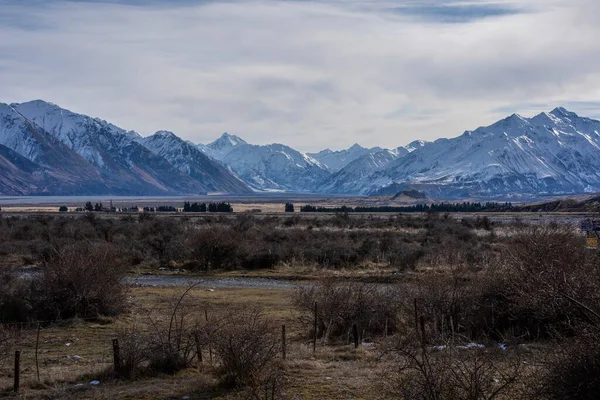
left=183, top=202, right=233, bottom=213
left=300, top=202, right=514, bottom=213
left=77, top=202, right=234, bottom=213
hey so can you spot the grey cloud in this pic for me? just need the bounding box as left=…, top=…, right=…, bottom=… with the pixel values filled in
left=0, top=0, right=598, bottom=152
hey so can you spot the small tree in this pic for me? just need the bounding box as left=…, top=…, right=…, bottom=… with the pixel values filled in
left=84, top=201, right=93, bottom=211
left=59, top=206, right=68, bottom=212
left=285, top=203, right=294, bottom=212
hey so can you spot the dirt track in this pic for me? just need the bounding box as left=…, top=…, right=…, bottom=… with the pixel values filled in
left=125, top=275, right=297, bottom=290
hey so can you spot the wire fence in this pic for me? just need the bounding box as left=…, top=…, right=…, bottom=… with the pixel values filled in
left=0, top=303, right=310, bottom=393
left=0, top=321, right=115, bottom=390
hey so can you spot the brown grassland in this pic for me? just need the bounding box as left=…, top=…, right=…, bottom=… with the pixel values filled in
left=0, top=208, right=599, bottom=399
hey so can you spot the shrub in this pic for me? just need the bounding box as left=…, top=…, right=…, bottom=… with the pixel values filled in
left=497, top=225, right=600, bottom=338
left=36, top=242, right=127, bottom=320
left=211, top=307, right=281, bottom=389
left=186, top=227, right=239, bottom=270
left=384, top=335, right=524, bottom=400
left=0, top=269, right=35, bottom=322
left=115, top=284, right=203, bottom=377
left=294, top=280, right=400, bottom=341
left=541, top=333, right=600, bottom=400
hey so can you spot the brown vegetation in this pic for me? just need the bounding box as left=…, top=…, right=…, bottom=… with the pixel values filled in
left=1, top=212, right=599, bottom=399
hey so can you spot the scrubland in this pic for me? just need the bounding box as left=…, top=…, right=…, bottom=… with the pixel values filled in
left=0, top=211, right=598, bottom=399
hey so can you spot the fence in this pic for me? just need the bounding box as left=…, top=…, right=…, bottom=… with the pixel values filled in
left=0, top=302, right=346, bottom=393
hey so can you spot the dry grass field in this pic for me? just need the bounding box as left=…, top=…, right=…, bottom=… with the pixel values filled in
left=0, top=285, right=399, bottom=399
left=0, top=210, right=598, bottom=399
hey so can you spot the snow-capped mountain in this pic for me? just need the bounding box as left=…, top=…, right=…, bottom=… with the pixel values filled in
left=0, top=100, right=258, bottom=195
left=138, top=131, right=252, bottom=193
left=0, top=102, right=112, bottom=195
left=318, top=141, right=427, bottom=194
left=3, top=100, right=600, bottom=199
left=199, top=133, right=330, bottom=191
left=10, top=100, right=209, bottom=195
left=308, top=144, right=384, bottom=172
left=348, top=108, right=600, bottom=198
left=197, top=132, right=247, bottom=160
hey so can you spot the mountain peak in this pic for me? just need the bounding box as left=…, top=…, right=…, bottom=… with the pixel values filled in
left=550, top=107, right=578, bottom=119
left=508, top=112, right=526, bottom=121
left=406, top=140, right=427, bottom=150
left=153, top=130, right=179, bottom=139
left=216, top=132, right=247, bottom=147
left=14, top=99, right=61, bottom=112
left=349, top=143, right=365, bottom=151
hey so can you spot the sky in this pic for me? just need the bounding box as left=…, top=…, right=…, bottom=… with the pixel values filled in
left=1, top=0, right=599, bottom=152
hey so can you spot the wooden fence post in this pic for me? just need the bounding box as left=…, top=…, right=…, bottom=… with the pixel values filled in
left=384, top=318, right=389, bottom=338
left=14, top=350, right=20, bottom=393
left=194, top=332, right=202, bottom=363
left=35, top=323, right=41, bottom=382
left=313, top=302, right=318, bottom=353
left=205, top=310, right=213, bottom=363
left=352, top=323, right=359, bottom=348
left=281, top=324, right=286, bottom=360
left=112, top=339, right=121, bottom=377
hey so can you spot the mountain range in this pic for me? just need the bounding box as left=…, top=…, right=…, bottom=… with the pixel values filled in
left=1, top=100, right=600, bottom=199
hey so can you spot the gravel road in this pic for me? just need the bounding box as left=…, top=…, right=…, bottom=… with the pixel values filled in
left=125, top=275, right=297, bottom=290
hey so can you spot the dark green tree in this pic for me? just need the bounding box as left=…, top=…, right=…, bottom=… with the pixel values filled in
left=285, top=203, right=295, bottom=212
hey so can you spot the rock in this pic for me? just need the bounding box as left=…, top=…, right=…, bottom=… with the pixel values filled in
left=71, top=355, right=82, bottom=361
left=89, top=380, right=100, bottom=385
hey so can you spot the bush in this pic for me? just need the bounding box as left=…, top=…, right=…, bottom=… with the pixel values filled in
left=384, top=335, right=524, bottom=400
left=497, top=225, right=600, bottom=338
left=542, top=333, right=600, bottom=400
left=115, top=284, right=204, bottom=377
left=211, top=307, right=282, bottom=389
left=186, top=227, right=239, bottom=270
left=36, top=242, right=127, bottom=320
left=294, top=280, right=399, bottom=341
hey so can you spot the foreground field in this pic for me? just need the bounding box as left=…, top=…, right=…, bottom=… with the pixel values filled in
left=0, top=285, right=398, bottom=399
left=0, top=212, right=599, bottom=399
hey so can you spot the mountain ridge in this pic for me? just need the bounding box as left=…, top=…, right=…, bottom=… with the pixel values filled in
left=2, top=99, right=600, bottom=199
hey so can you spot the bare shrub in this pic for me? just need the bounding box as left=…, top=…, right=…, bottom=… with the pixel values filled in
left=143, top=285, right=203, bottom=374
left=210, top=307, right=282, bottom=390
left=384, top=336, right=523, bottom=400
left=294, top=280, right=400, bottom=341
left=186, top=227, right=240, bottom=270
left=539, top=332, right=600, bottom=400
left=36, top=241, right=127, bottom=320
left=115, top=283, right=203, bottom=377
left=498, top=224, right=600, bottom=338
left=0, top=269, right=35, bottom=323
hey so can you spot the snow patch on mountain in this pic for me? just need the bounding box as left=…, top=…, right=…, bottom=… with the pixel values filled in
left=198, top=133, right=330, bottom=191
left=358, top=108, right=600, bottom=198
left=138, top=131, right=252, bottom=193
left=308, top=143, right=384, bottom=172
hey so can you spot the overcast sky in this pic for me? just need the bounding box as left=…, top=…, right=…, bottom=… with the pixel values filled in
left=1, top=0, right=599, bottom=152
